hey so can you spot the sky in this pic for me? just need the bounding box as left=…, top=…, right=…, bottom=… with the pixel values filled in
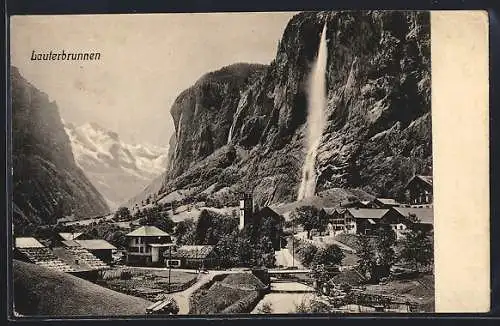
left=10, top=12, right=297, bottom=147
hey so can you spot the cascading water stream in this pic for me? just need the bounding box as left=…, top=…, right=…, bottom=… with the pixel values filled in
left=297, top=23, right=328, bottom=201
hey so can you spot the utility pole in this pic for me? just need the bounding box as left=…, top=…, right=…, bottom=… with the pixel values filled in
left=292, top=221, right=295, bottom=268
left=168, top=244, right=172, bottom=293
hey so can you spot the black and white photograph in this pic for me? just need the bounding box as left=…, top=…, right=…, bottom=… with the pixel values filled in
left=10, top=10, right=439, bottom=316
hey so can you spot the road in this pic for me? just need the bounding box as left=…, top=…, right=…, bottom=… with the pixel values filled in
left=274, top=248, right=304, bottom=269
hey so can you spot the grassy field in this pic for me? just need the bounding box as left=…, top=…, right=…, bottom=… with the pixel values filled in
left=13, top=260, right=151, bottom=317
left=100, top=267, right=198, bottom=300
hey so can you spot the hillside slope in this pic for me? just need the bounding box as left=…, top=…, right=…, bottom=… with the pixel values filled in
left=12, top=260, right=151, bottom=316
left=137, top=11, right=432, bottom=208
left=11, top=67, right=109, bottom=228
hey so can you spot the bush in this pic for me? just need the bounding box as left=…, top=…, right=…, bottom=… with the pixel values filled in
left=120, top=271, right=132, bottom=280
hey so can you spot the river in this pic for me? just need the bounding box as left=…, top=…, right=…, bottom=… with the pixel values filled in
left=251, top=281, right=316, bottom=314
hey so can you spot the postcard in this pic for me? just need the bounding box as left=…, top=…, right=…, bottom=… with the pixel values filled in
left=8, top=10, right=489, bottom=317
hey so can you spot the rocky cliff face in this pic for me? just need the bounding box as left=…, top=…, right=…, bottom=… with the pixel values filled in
left=156, top=11, right=432, bottom=207
left=11, top=67, right=109, bottom=228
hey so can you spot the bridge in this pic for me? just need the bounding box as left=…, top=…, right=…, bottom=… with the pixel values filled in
left=268, top=269, right=311, bottom=275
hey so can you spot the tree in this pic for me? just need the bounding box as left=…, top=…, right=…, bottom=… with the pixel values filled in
left=174, top=218, right=196, bottom=245
left=357, top=234, right=376, bottom=281
left=373, top=224, right=397, bottom=279
left=312, top=244, right=344, bottom=267
left=290, top=206, right=327, bottom=239
left=399, top=216, right=433, bottom=272
left=115, top=206, right=131, bottom=221
left=297, top=242, right=318, bottom=267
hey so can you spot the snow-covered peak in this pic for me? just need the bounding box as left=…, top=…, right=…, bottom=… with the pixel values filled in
left=64, top=122, right=168, bottom=209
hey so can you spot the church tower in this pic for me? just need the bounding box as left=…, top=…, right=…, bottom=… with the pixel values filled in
left=238, top=193, right=253, bottom=231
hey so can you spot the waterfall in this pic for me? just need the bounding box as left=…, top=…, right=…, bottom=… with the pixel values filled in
left=297, top=23, right=328, bottom=201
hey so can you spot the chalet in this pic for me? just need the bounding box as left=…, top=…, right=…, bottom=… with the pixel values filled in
left=345, top=208, right=390, bottom=235
left=165, top=245, right=216, bottom=269
left=382, top=207, right=434, bottom=236
left=404, top=175, right=433, bottom=205
left=324, top=208, right=347, bottom=236
left=125, top=226, right=172, bottom=266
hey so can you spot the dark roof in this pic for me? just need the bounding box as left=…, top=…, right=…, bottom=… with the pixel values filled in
left=167, top=245, right=214, bottom=259
left=126, top=226, right=170, bottom=237
left=407, top=175, right=433, bottom=187
left=391, top=207, right=434, bottom=225
left=347, top=208, right=389, bottom=219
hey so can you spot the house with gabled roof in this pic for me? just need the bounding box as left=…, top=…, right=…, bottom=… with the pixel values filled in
left=405, top=175, right=433, bottom=205
left=345, top=208, right=390, bottom=235
left=125, top=226, right=172, bottom=266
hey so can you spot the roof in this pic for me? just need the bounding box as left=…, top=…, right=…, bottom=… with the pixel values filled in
left=126, top=226, right=170, bottom=237
left=347, top=208, right=389, bottom=219
left=167, top=245, right=214, bottom=259
left=51, top=247, right=108, bottom=272
left=374, top=198, right=400, bottom=206
left=58, top=232, right=83, bottom=241
left=75, top=240, right=117, bottom=250
left=61, top=240, right=80, bottom=247
left=323, top=207, right=346, bottom=215
left=15, top=237, right=45, bottom=248
left=391, top=207, right=434, bottom=225
left=408, top=175, right=433, bottom=187
left=149, top=243, right=175, bottom=248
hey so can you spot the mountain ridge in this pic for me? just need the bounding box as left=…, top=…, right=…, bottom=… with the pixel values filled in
left=11, top=66, right=110, bottom=230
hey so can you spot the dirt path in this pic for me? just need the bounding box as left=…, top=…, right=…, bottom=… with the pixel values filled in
left=275, top=249, right=304, bottom=269
left=170, top=271, right=238, bottom=314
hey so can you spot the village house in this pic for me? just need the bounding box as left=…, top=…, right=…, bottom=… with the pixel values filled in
left=382, top=206, right=434, bottom=237
left=125, top=226, right=172, bottom=266
left=324, top=208, right=347, bottom=236
left=164, top=245, right=216, bottom=269
left=345, top=208, right=390, bottom=235
left=404, top=175, right=433, bottom=205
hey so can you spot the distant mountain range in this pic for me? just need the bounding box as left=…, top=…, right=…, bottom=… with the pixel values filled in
left=64, top=122, right=168, bottom=209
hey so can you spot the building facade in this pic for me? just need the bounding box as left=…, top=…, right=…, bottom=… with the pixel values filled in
left=125, top=226, right=172, bottom=266
left=405, top=175, right=433, bottom=205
